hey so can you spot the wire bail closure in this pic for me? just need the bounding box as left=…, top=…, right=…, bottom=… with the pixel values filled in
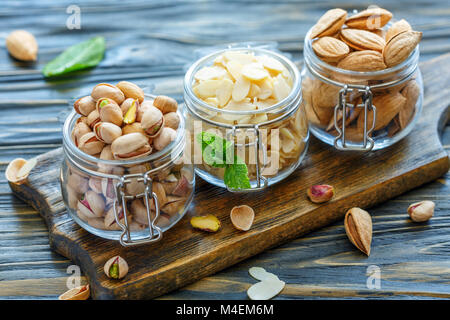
left=114, top=172, right=162, bottom=247
left=226, top=125, right=268, bottom=192
left=333, top=85, right=376, bottom=151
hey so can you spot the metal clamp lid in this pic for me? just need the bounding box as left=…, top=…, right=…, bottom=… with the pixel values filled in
left=115, top=172, right=162, bottom=247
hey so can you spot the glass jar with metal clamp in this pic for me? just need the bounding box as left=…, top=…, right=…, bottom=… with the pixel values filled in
left=60, top=98, right=194, bottom=246
left=184, top=47, right=309, bottom=191
left=302, top=27, right=423, bottom=151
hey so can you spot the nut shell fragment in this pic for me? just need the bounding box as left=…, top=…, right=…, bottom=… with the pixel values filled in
left=5, top=158, right=37, bottom=185
left=58, top=284, right=90, bottom=300
left=230, top=205, right=255, bottom=231
left=344, top=207, right=372, bottom=256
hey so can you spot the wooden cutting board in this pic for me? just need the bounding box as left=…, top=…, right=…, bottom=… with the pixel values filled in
left=9, top=54, right=450, bottom=300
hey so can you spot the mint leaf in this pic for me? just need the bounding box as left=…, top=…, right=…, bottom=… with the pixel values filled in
left=197, top=132, right=250, bottom=189
left=43, top=37, right=105, bottom=77
left=224, top=156, right=251, bottom=190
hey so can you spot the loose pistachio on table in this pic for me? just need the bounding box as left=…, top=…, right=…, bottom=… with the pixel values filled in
left=104, top=256, right=129, bottom=279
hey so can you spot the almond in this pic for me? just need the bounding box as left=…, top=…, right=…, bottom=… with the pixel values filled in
left=344, top=208, right=372, bottom=256
left=312, top=37, right=350, bottom=62
left=357, top=92, right=406, bottom=131
left=6, top=30, right=38, bottom=61
left=383, top=31, right=422, bottom=67
left=345, top=8, right=392, bottom=30
left=340, top=29, right=386, bottom=52
left=337, top=50, right=386, bottom=71
left=312, top=80, right=340, bottom=108
left=385, top=19, right=412, bottom=42
left=399, top=80, right=420, bottom=128
left=310, top=8, right=347, bottom=39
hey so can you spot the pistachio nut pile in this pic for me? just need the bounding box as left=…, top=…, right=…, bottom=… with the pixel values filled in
left=191, top=51, right=308, bottom=179
left=66, top=81, right=193, bottom=231
left=304, top=7, right=422, bottom=140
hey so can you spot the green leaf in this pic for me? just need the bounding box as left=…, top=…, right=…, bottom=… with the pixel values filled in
left=224, top=156, right=251, bottom=190
left=197, top=132, right=250, bottom=190
left=42, top=36, right=105, bottom=77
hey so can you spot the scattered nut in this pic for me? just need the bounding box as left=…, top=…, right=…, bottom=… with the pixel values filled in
left=407, top=200, right=435, bottom=222
left=58, top=284, right=90, bottom=300
left=104, top=256, right=128, bottom=279
left=190, top=214, right=221, bottom=232
left=5, top=158, right=37, bottom=185
left=230, top=205, right=255, bottom=231
left=6, top=30, right=38, bottom=61
left=307, top=184, right=334, bottom=203
left=344, top=208, right=372, bottom=256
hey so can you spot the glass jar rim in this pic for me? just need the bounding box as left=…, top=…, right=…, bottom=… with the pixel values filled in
left=62, top=105, right=186, bottom=167
left=184, top=47, right=301, bottom=116
left=303, top=27, right=419, bottom=77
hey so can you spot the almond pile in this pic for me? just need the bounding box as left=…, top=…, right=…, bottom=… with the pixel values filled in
left=304, top=7, right=422, bottom=141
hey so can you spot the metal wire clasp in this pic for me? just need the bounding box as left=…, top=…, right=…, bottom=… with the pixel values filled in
left=114, top=172, right=162, bottom=247
left=225, top=125, right=268, bottom=192
left=333, top=85, right=376, bottom=151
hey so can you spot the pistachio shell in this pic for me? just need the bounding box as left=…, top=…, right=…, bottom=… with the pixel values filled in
left=153, top=127, right=177, bottom=151
left=407, top=200, right=435, bottom=222
left=74, top=96, right=96, bottom=116
left=58, top=285, right=90, bottom=300
left=86, top=110, right=101, bottom=128
left=67, top=171, right=89, bottom=194
left=116, top=81, right=145, bottom=103
left=140, top=106, right=164, bottom=137
left=163, top=112, right=180, bottom=130
left=72, top=121, right=91, bottom=146
left=111, top=133, right=152, bottom=160
left=230, top=205, right=255, bottom=231
left=161, top=196, right=185, bottom=215
left=130, top=199, right=152, bottom=225
left=78, top=132, right=105, bottom=155
left=94, top=122, right=122, bottom=144
left=91, top=83, right=125, bottom=104
left=5, top=158, right=37, bottom=185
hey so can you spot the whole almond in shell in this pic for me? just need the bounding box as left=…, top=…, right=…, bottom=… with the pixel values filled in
left=310, top=8, right=347, bottom=39
left=345, top=7, right=392, bottom=30
left=344, top=207, right=372, bottom=256
left=340, top=28, right=386, bottom=52
left=337, top=50, right=386, bottom=72
left=383, top=31, right=422, bottom=67
left=312, top=79, right=340, bottom=108
left=312, top=37, right=350, bottom=63
left=385, top=19, right=412, bottom=42
left=399, top=80, right=420, bottom=128
left=6, top=30, right=38, bottom=61
left=357, top=91, right=406, bottom=131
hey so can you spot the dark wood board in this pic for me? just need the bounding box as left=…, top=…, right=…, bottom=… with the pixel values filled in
left=8, top=53, right=450, bottom=299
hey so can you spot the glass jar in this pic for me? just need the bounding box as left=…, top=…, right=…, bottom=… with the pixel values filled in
left=302, top=27, right=423, bottom=151
left=184, top=47, right=309, bottom=191
left=60, top=97, right=194, bottom=246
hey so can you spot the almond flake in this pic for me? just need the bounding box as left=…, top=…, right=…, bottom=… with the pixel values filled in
left=194, top=66, right=227, bottom=81
left=226, top=60, right=243, bottom=80
left=272, top=75, right=291, bottom=101
left=241, top=64, right=269, bottom=81
left=194, top=80, right=223, bottom=99
left=247, top=279, right=285, bottom=300
left=232, top=76, right=251, bottom=101
left=215, top=79, right=233, bottom=106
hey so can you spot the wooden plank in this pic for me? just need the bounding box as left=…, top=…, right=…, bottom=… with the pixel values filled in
left=8, top=53, right=450, bottom=299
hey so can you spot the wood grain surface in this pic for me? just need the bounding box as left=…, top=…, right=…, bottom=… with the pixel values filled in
left=1, top=0, right=449, bottom=300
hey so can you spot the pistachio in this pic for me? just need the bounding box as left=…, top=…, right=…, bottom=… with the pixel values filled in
left=153, top=127, right=177, bottom=151
left=98, top=101, right=123, bottom=127
left=88, top=177, right=102, bottom=194
left=86, top=109, right=101, bottom=129
left=130, top=199, right=152, bottom=225
left=104, top=256, right=128, bottom=279
left=67, top=170, right=89, bottom=194
left=140, top=106, right=164, bottom=137
left=58, top=284, right=90, bottom=300
left=172, top=175, right=191, bottom=197
left=407, top=200, right=435, bottom=222
left=6, top=30, right=38, bottom=61
left=96, top=97, right=119, bottom=112
left=87, top=217, right=105, bottom=229
left=116, top=81, right=145, bottom=103
left=344, top=207, right=372, bottom=256
left=77, top=190, right=105, bottom=218
left=74, top=96, right=96, bottom=116
left=5, top=158, right=37, bottom=185
left=123, top=99, right=139, bottom=124
left=136, top=99, right=154, bottom=122
left=307, top=184, right=334, bottom=203
left=78, top=132, right=105, bottom=155
left=153, top=95, right=178, bottom=114
left=104, top=205, right=127, bottom=230
left=101, top=178, right=116, bottom=200
left=111, top=133, right=152, bottom=160
left=156, top=214, right=172, bottom=228
left=161, top=174, right=179, bottom=194
left=163, top=112, right=180, bottom=130
left=190, top=214, right=221, bottom=232
left=72, top=121, right=91, bottom=146
left=230, top=205, right=255, bottom=231
left=153, top=181, right=168, bottom=207
left=122, top=122, right=146, bottom=136
left=66, top=185, right=80, bottom=208
left=91, top=83, right=125, bottom=104
left=94, top=122, right=122, bottom=144
left=161, top=196, right=184, bottom=215
left=125, top=165, right=148, bottom=196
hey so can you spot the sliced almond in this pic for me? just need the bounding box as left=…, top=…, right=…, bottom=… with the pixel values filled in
left=230, top=205, right=255, bottom=231
left=272, top=74, right=291, bottom=101
left=257, top=78, right=274, bottom=100
left=340, top=28, right=386, bottom=52
left=223, top=51, right=256, bottom=65
left=249, top=267, right=280, bottom=282
left=259, top=56, right=285, bottom=73
left=345, top=7, right=392, bottom=30
left=226, top=60, right=243, bottom=80
left=385, top=19, right=412, bottom=42
left=312, top=36, right=350, bottom=63
left=215, top=78, right=234, bottom=106
left=232, top=76, right=251, bottom=101
left=310, top=8, right=347, bottom=39
left=337, top=50, right=386, bottom=71
left=383, top=31, right=422, bottom=67
left=344, top=208, right=372, bottom=256
left=247, top=279, right=285, bottom=300
left=241, top=64, right=269, bottom=81
left=194, top=66, right=227, bottom=81
left=194, top=79, right=223, bottom=99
